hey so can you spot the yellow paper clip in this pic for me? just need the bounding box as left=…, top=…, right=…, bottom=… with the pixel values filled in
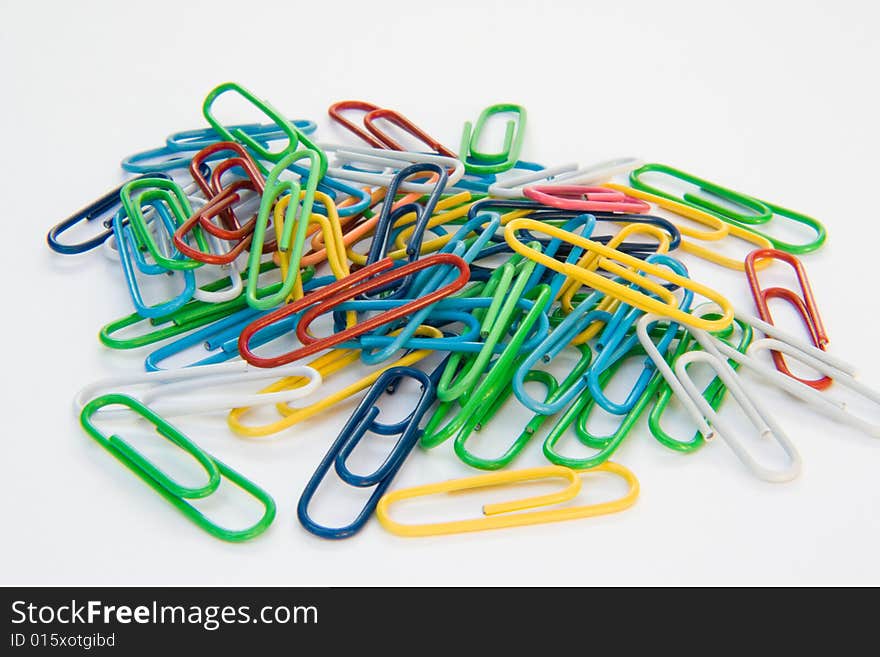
left=556, top=223, right=673, bottom=344
left=604, top=184, right=773, bottom=271
left=376, top=463, right=639, bottom=537
left=274, top=190, right=350, bottom=302
left=504, top=218, right=734, bottom=332
left=228, top=325, right=443, bottom=438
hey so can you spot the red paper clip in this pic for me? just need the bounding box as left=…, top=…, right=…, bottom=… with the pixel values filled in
left=363, top=108, right=457, bottom=157
left=173, top=181, right=262, bottom=265
left=329, top=100, right=457, bottom=156
left=523, top=184, right=651, bottom=214
left=190, top=142, right=264, bottom=197
left=190, top=142, right=266, bottom=233
left=238, top=253, right=470, bottom=368
left=328, top=101, right=386, bottom=148
left=745, top=248, right=831, bottom=390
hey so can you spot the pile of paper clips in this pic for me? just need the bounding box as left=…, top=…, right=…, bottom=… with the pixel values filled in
left=48, top=82, right=879, bottom=542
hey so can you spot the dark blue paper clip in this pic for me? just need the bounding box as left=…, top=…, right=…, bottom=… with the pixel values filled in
left=297, top=365, right=439, bottom=539
left=46, top=172, right=172, bottom=254
left=359, top=162, right=448, bottom=300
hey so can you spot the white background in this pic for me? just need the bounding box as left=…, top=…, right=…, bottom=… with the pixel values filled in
left=2, top=0, right=879, bottom=586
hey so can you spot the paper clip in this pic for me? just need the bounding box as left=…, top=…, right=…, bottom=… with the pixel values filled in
left=121, top=120, right=317, bottom=174
left=540, top=344, right=657, bottom=469
left=512, top=292, right=604, bottom=415
left=202, top=82, right=327, bottom=174
left=677, top=305, right=880, bottom=439
left=420, top=276, right=553, bottom=450
left=297, top=366, right=437, bottom=539
left=747, top=338, right=880, bottom=438
left=112, top=204, right=196, bottom=318
left=74, top=361, right=322, bottom=418
left=463, top=344, right=593, bottom=470
left=504, top=218, right=734, bottom=332
left=487, top=158, right=643, bottom=199
left=524, top=184, right=651, bottom=214
left=120, top=176, right=208, bottom=271
left=142, top=269, right=326, bottom=371
left=363, top=107, right=457, bottom=157
left=321, top=143, right=465, bottom=192
left=351, top=214, right=502, bottom=365
left=646, top=314, right=753, bottom=452
left=629, top=163, right=827, bottom=254
left=586, top=254, right=693, bottom=415
left=228, top=326, right=443, bottom=437
left=47, top=173, right=172, bottom=254
left=376, top=463, right=639, bottom=537
left=172, top=181, right=261, bottom=266
left=328, top=100, right=386, bottom=147
left=274, top=191, right=351, bottom=282
left=187, top=141, right=266, bottom=240
left=604, top=183, right=775, bottom=271
left=166, top=120, right=317, bottom=150
left=459, top=103, right=527, bottom=175
left=329, top=100, right=456, bottom=156
left=97, top=261, right=287, bottom=350
left=637, top=311, right=802, bottom=482
left=245, top=148, right=324, bottom=309
left=676, top=350, right=801, bottom=483
left=358, top=162, right=448, bottom=299
left=435, top=252, right=543, bottom=403
left=80, top=394, right=275, bottom=541
left=745, top=248, right=830, bottom=390
left=574, top=349, right=668, bottom=454
left=238, top=253, right=470, bottom=368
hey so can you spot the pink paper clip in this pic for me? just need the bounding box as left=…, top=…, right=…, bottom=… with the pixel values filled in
left=523, top=184, right=651, bottom=214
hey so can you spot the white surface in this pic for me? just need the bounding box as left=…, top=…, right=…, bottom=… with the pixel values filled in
left=2, top=0, right=880, bottom=586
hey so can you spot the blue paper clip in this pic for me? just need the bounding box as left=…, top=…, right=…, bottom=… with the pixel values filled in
left=121, top=120, right=317, bottom=174
left=47, top=172, right=171, bottom=254
left=358, top=162, right=448, bottom=301
left=452, top=160, right=545, bottom=193
left=284, top=161, right=372, bottom=218
left=350, top=298, right=549, bottom=356
left=165, top=120, right=317, bottom=150
left=144, top=307, right=263, bottom=371
left=144, top=274, right=334, bottom=371
left=352, top=212, right=499, bottom=364
left=297, top=366, right=438, bottom=539
left=585, top=254, right=693, bottom=414
left=112, top=204, right=196, bottom=319
left=512, top=289, right=611, bottom=415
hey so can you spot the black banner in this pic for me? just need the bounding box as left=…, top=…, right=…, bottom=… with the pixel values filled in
left=0, top=586, right=859, bottom=652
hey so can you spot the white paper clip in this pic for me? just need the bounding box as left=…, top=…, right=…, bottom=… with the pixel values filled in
left=637, top=311, right=801, bottom=483
left=745, top=337, right=880, bottom=438
left=319, top=143, right=465, bottom=193
left=487, top=157, right=643, bottom=199
left=74, top=361, right=322, bottom=418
